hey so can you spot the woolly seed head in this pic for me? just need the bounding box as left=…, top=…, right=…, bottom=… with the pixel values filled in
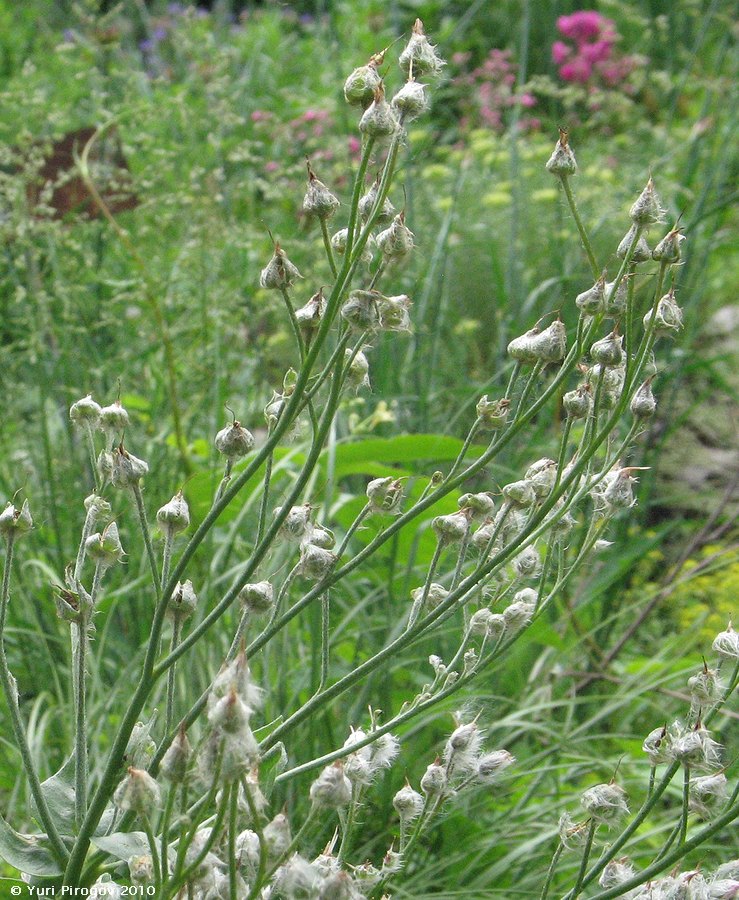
left=238, top=581, right=275, bottom=615
left=99, top=400, right=129, bottom=440
left=344, top=55, right=383, bottom=107
left=310, top=762, right=352, bottom=808
left=167, top=579, right=198, bottom=621
left=399, top=19, right=445, bottom=78
left=713, top=622, right=739, bottom=660
left=652, top=225, right=685, bottom=263
left=110, top=444, right=149, bottom=489
left=157, top=490, right=190, bottom=535
left=303, top=163, right=340, bottom=221
left=85, top=521, right=125, bottom=569
left=546, top=128, right=577, bottom=175
left=391, top=79, right=429, bottom=120
left=367, top=476, right=404, bottom=514
left=113, top=767, right=161, bottom=815
left=617, top=224, right=652, bottom=262
left=70, top=394, right=102, bottom=428
left=259, top=243, right=302, bottom=290
left=629, top=177, right=665, bottom=226
left=476, top=395, right=510, bottom=430
left=215, top=419, right=255, bottom=460
left=359, top=85, right=400, bottom=139
left=646, top=288, right=683, bottom=337
left=393, top=783, right=424, bottom=823
left=0, top=500, right=32, bottom=539
left=580, top=781, right=629, bottom=826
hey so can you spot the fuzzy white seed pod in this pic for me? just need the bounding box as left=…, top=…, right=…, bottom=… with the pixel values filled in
left=160, top=728, right=192, bottom=783
left=85, top=522, right=125, bottom=569
left=503, top=597, right=536, bottom=632
left=366, top=476, right=404, bottom=514
left=399, top=19, right=445, bottom=77
left=617, top=224, right=652, bottom=262
left=458, top=492, right=496, bottom=521
left=525, top=459, right=558, bottom=498
left=563, top=384, right=592, bottom=419
left=299, top=544, right=337, bottom=581
left=309, top=523, right=336, bottom=550
left=238, top=581, right=274, bottom=615
left=235, top=829, right=261, bottom=875
left=273, top=854, right=321, bottom=898
left=420, top=759, right=447, bottom=797
left=128, top=854, right=154, bottom=885
left=598, top=858, right=636, bottom=890
left=630, top=177, right=664, bottom=226
left=580, top=782, right=629, bottom=826
left=344, top=57, right=382, bottom=107
left=358, top=177, right=396, bottom=225
left=604, top=277, right=629, bottom=317
left=687, top=666, right=722, bottom=706
left=303, top=165, right=340, bottom=221
left=70, top=394, right=102, bottom=428
left=476, top=395, right=510, bottom=430
left=376, top=213, right=415, bottom=263
left=113, top=767, right=161, bottom=815
left=576, top=274, right=607, bottom=316
left=689, top=773, right=728, bottom=819
left=630, top=379, right=657, bottom=419
left=167, top=580, right=198, bottom=621
left=603, top=467, right=641, bottom=510
left=274, top=504, right=312, bottom=542
left=590, top=331, right=624, bottom=368
left=672, top=725, right=722, bottom=772
left=359, top=85, right=400, bottom=139
left=260, top=244, right=302, bottom=289
left=345, top=348, right=371, bottom=391
left=411, top=583, right=448, bottom=611
left=476, top=749, right=515, bottom=782
left=393, top=783, right=424, bottom=823
left=545, top=129, right=577, bottom=175
left=310, top=762, right=353, bottom=808
left=340, top=290, right=381, bottom=331
left=157, top=491, right=190, bottom=535
left=530, top=320, right=567, bottom=363
left=0, top=500, right=33, bottom=538
left=215, top=420, right=255, bottom=460
left=512, top=545, right=541, bottom=578
left=646, top=289, right=683, bottom=337
left=391, top=79, right=428, bottom=119
left=432, top=511, right=469, bottom=544
left=652, top=226, right=685, bottom=262
left=295, top=289, right=328, bottom=335
left=713, top=622, right=739, bottom=660
left=263, top=813, right=292, bottom=861
left=99, top=400, right=129, bottom=440
left=377, top=293, right=412, bottom=332
left=558, top=813, right=589, bottom=849
left=110, top=445, right=148, bottom=488
left=642, top=725, right=672, bottom=766
left=501, top=479, right=537, bottom=507
left=209, top=652, right=264, bottom=712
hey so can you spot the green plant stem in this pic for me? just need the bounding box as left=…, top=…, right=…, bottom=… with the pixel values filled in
left=559, top=174, right=600, bottom=279
left=589, top=798, right=739, bottom=899
left=132, top=483, right=160, bottom=594
left=407, top=541, right=443, bottom=630
left=243, top=776, right=268, bottom=900
left=256, top=423, right=276, bottom=544
left=335, top=504, right=370, bottom=560
left=142, top=813, right=162, bottom=895
left=161, top=527, right=174, bottom=594
left=0, top=534, right=68, bottom=867
left=320, top=218, right=337, bottom=278
left=84, top=423, right=101, bottom=493
left=228, top=781, right=239, bottom=900
left=446, top=417, right=481, bottom=481
left=679, top=765, right=690, bottom=846
left=160, top=784, right=176, bottom=888
left=165, top=616, right=183, bottom=737
left=570, top=819, right=596, bottom=899
left=540, top=842, right=563, bottom=900
left=74, top=561, right=101, bottom=832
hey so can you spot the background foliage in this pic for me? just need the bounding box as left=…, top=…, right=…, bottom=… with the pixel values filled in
left=0, top=0, right=736, bottom=894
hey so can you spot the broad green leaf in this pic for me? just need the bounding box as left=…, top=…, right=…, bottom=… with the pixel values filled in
left=0, top=815, right=62, bottom=877
left=91, top=831, right=149, bottom=862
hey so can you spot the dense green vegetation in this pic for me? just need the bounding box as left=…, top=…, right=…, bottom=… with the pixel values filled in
left=0, top=1, right=736, bottom=896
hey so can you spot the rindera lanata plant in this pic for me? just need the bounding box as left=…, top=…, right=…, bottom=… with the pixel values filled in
left=0, top=21, right=736, bottom=899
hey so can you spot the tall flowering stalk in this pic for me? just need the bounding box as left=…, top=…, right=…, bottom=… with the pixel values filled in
left=0, top=19, right=735, bottom=900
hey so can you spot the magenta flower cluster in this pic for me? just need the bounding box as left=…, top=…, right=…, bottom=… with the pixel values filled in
left=552, top=10, right=636, bottom=86
left=451, top=48, right=539, bottom=134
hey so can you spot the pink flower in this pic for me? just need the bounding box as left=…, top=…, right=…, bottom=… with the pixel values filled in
left=552, top=41, right=572, bottom=64
left=347, top=136, right=361, bottom=157
left=250, top=110, right=270, bottom=122
left=557, top=11, right=605, bottom=43
left=264, top=161, right=279, bottom=173
left=517, top=92, right=537, bottom=108
left=559, top=57, right=593, bottom=83
left=581, top=39, right=613, bottom=64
